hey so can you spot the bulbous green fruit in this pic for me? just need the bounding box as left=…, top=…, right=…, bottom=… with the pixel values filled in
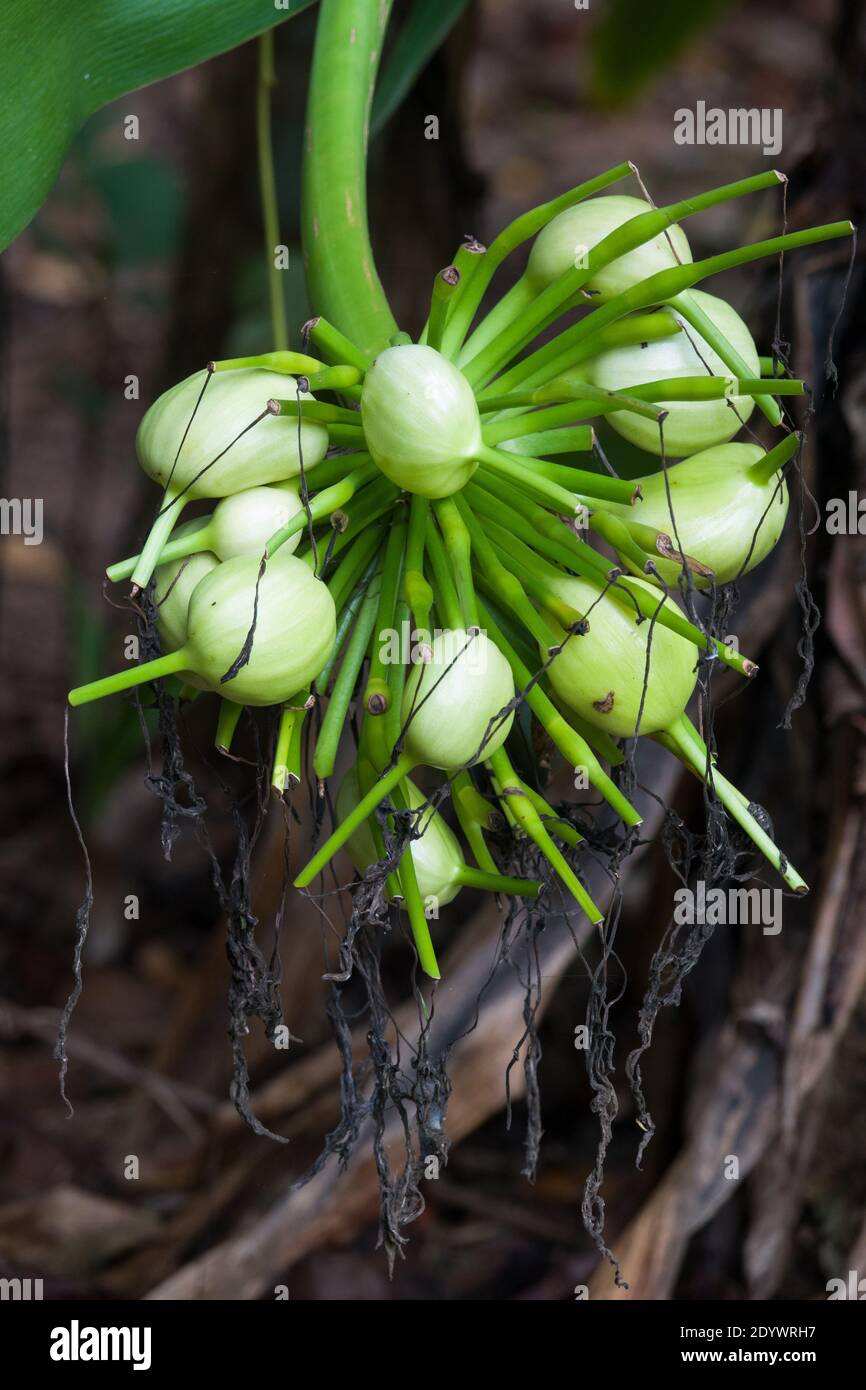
left=542, top=575, right=696, bottom=737
left=401, top=628, right=514, bottom=769
left=360, top=345, right=482, bottom=498
left=584, top=290, right=760, bottom=457
left=184, top=552, right=336, bottom=705
left=337, top=769, right=464, bottom=906
left=154, top=550, right=219, bottom=689
left=136, top=368, right=328, bottom=498
left=629, top=443, right=789, bottom=585
left=527, top=194, right=692, bottom=302
left=210, top=480, right=303, bottom=559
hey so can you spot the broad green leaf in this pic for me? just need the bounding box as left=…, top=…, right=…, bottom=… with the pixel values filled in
left=1, top=0, right=316, bottom=252
left=371, top=0, right=471, bottom=135
left=591, top=0, right=738, bottom=105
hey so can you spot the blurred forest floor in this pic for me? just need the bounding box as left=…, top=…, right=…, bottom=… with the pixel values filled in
left=1, top=0, right=865, bottom=1300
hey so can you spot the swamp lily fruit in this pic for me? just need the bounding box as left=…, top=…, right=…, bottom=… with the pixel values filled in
left=136, top=367, right=328, bottom=498
left=401, top=627, right=514, bottom=769
left=361, top=344, right=482, bottom=498
left=527, top=194, right=693, bottom=302
left=610, top=442, right=790, bottom=586
left=68, top=552, right=336, bottom=708
left=584, top=290, right=760, bottom=456
left=337, top=769, right=465, bottom=907
left=542, top=575, right=697, bottom=738
left=183, top=552, right=336, bottom=704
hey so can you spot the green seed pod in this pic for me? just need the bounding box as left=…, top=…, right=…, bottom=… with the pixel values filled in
left=154, top=551, right=219, bottom=690
left=542, top=576, right=696, bottom=737
left=182, top=552, right=336, bottom=705
left=210, top=481, right=303, bottom=559
left=527, top=194, right=692, bottom=302
left=401, top=627, right=514, bottom=768
left=337, top=769, right=464, bottom=906
left=625, top=442, right=790, bottom=585
left=136, top=367, right=328, bottom=498
left=584, top=290, right=760, bottom=456
left=360, top=345, right=482, bottom=498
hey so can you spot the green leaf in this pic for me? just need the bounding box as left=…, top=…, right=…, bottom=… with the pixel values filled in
left=591, top=0, right=738, bottom=105
left=1, top=0, right=316, bottom=251
left=371, top=0, right=470, bottom=135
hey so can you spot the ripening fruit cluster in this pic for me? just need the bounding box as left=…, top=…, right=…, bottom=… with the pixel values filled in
left=70, top=170, right=852, bottom=975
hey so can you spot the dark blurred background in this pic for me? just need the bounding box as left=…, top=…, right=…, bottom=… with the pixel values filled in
left=1, top=0, right=865, bottom=1300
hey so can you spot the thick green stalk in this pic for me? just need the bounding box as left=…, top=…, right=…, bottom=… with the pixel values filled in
left=302, top=0, right=397, bottom=355
left=426, top=266, right=461, bottom=352
left=212, top=349, right=325, bottom=375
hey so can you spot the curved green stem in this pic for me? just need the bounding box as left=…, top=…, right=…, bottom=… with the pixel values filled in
left=296, top=751, right=414, bottom=886
left=130, top=487, right=186, bottom=592
left=670, top=290, right=779, bottom=424
left=216, top=697, right=244, bottom=753
left=664, top=714, right=807, bottom=894
left=302, top=0, right=397, bottom=355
